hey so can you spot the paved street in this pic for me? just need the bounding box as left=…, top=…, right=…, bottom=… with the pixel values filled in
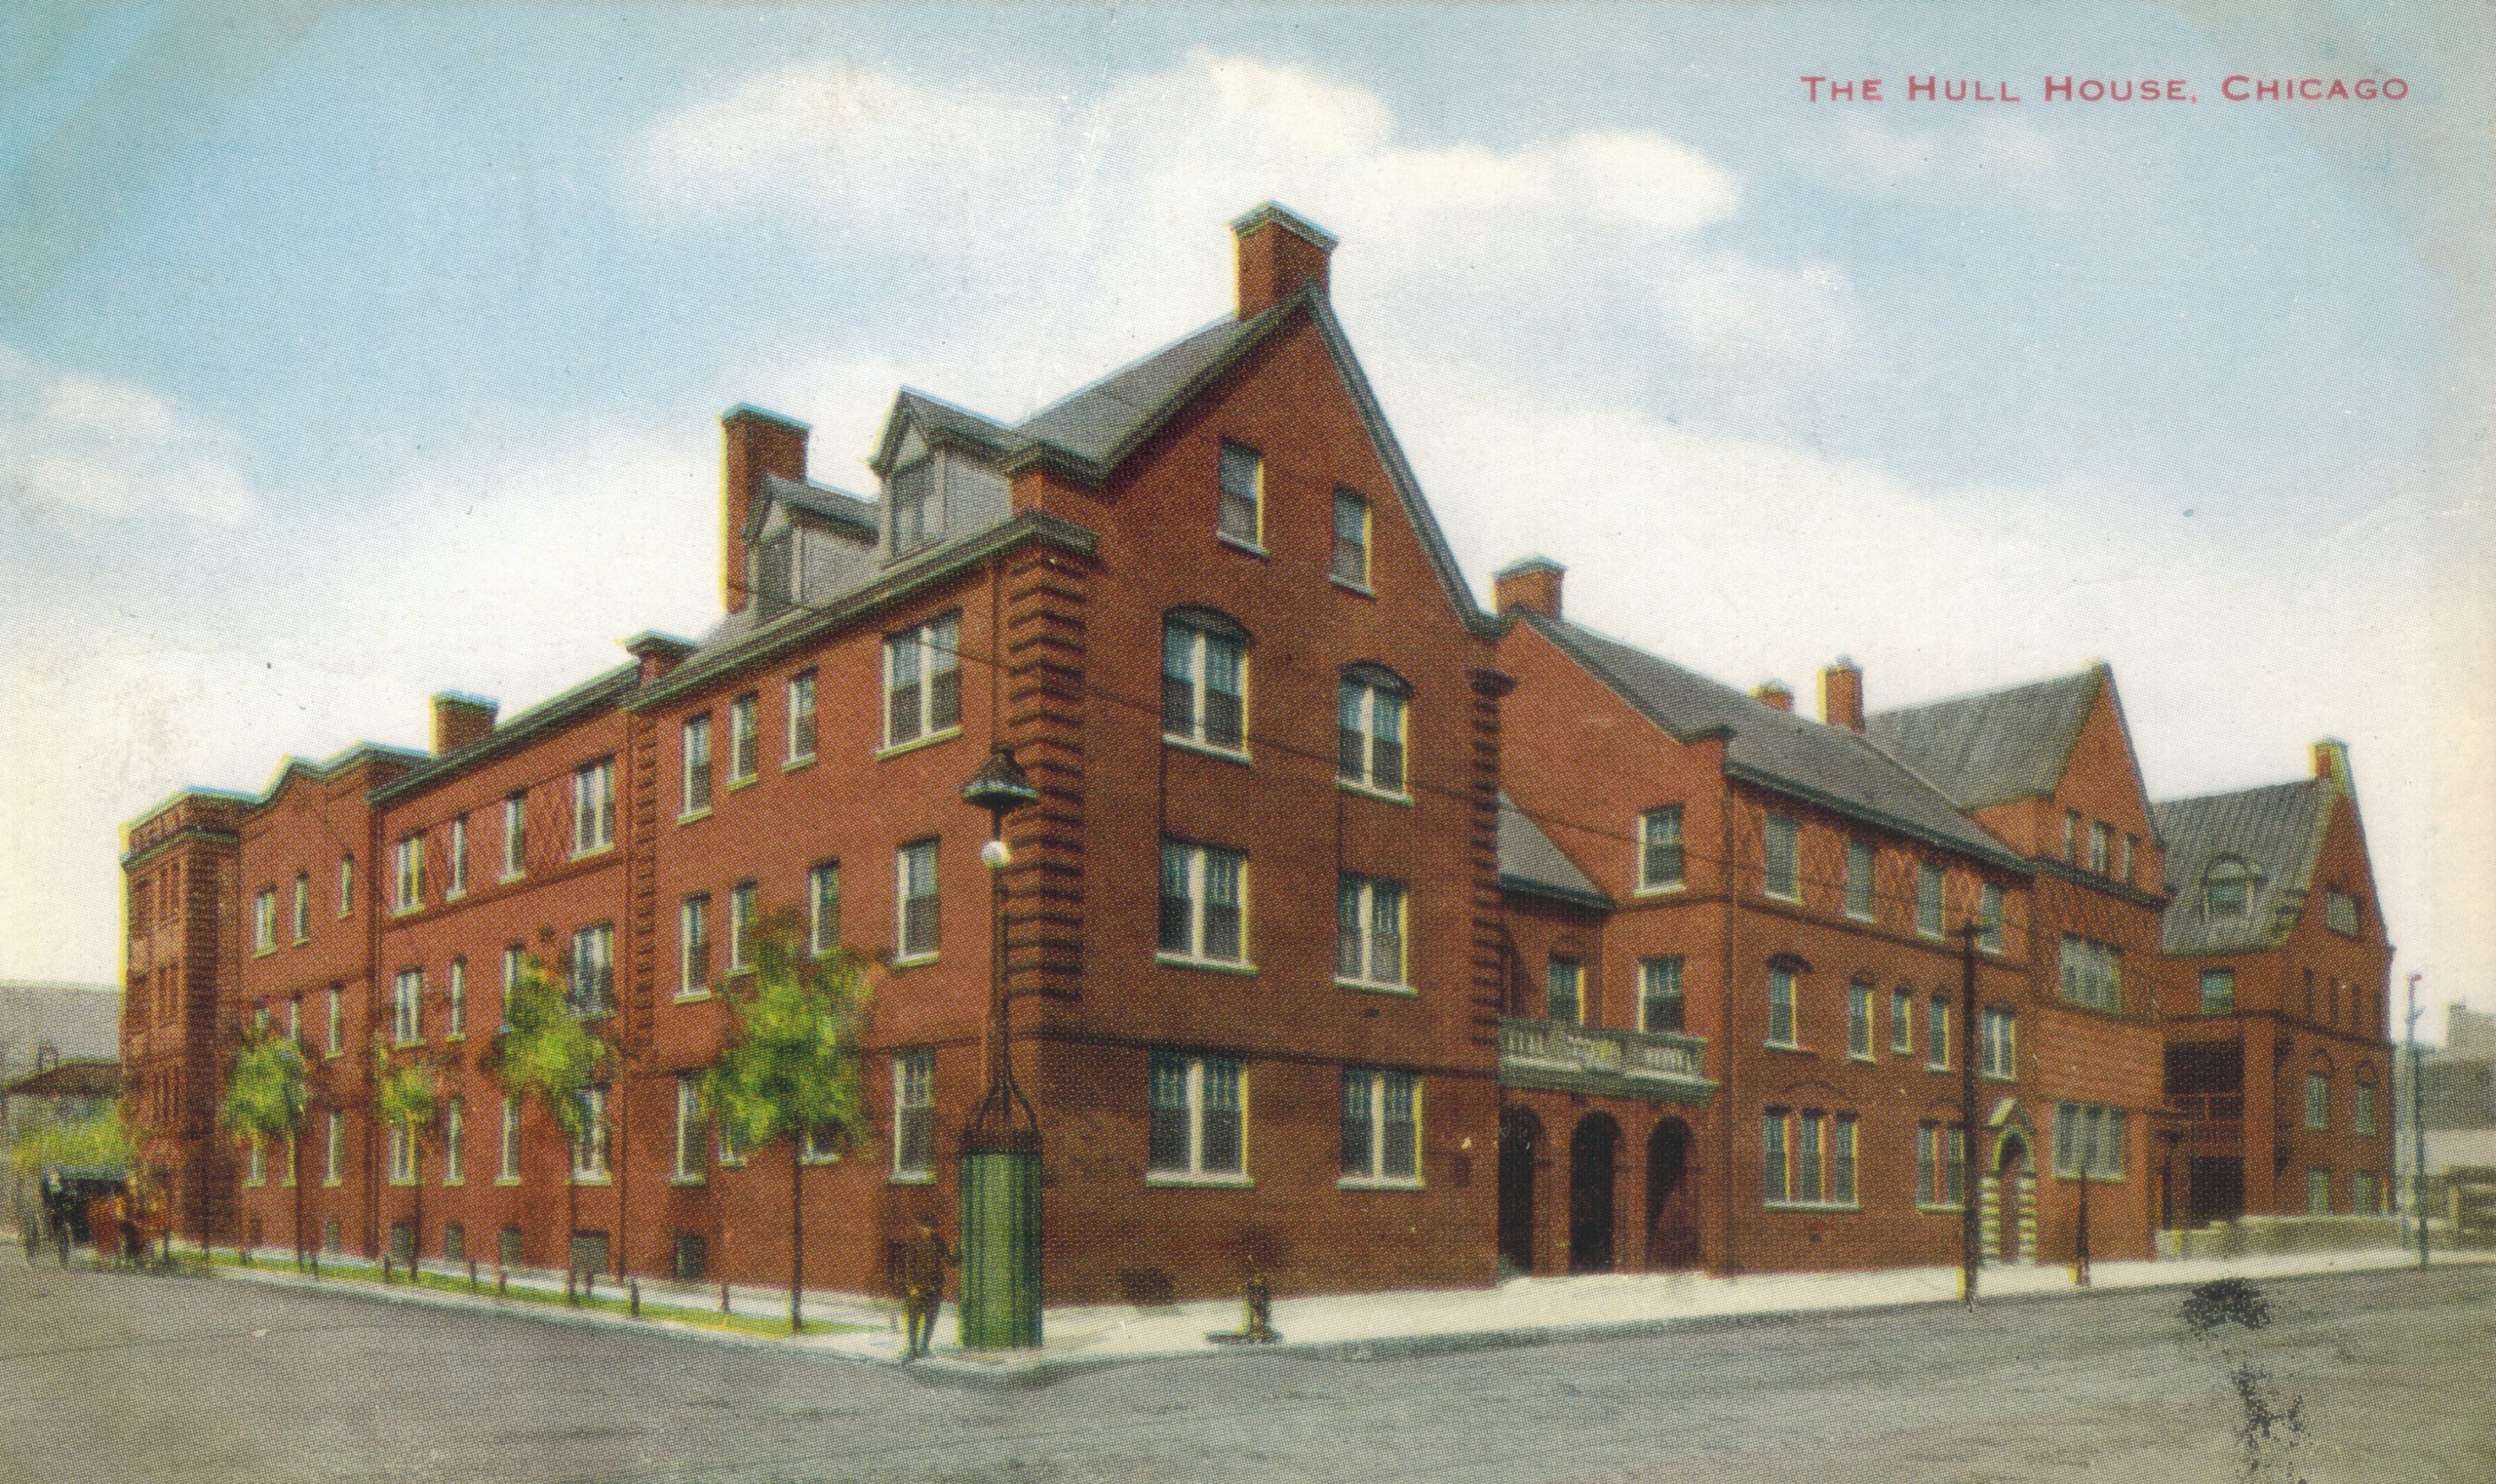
left=3, top=1255, right=2489, bottom=1484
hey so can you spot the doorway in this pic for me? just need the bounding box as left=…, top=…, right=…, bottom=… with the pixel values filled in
left=2187, top=1156, right=2246, bottom=1228
left=1498, top=1107, right=1540, bottom=1273
left=1645, top=1117, right=1697, bottom=1269
left=1993, top=1131, right=2033, bottom=1266
left=1569, top=1113, right=1620, bottom=1273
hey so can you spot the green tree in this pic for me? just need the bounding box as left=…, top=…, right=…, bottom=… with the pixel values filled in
left=219, top=1024, right=307, bottom=1266
left=11, top=1101, right=135, bottom=1179
left=702, top=913, right=872, bottom=1333
left=487, top=951, right=611, bottom=1298
left=372, top=1038, right=443, bottom=1276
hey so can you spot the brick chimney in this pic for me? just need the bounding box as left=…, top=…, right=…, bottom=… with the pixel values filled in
left=626, top=632, right=695, bottom=686
left=722, top=405, right=809, bottom=613
left=2312, top=737, right=2353, bottom=797
left=1820, top=657, right=1864, bottom=732
left=431, top=692, right=498, bottom=755
left=1754, top=681, right=1794, bottom=712
left=1231, top=202, right=1338, bottom=320
left=1492, top=556, right=1565, bottom=619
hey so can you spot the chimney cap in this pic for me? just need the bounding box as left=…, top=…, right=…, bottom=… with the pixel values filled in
left=1492, top=554, right=1567, bottom=581
left=624, top=631, right=698, bottom=660
left=1229, top=201, right=1341, bottom=251
left=430, top=690, right=498, bottom=713
left=722, top=403, right=811, bottom=432
left=1832, top=654, right=1857, bottom=672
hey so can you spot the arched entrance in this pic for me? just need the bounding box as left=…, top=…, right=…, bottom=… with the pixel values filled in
left=1645, top=1117, right=1697, bottom=1269
left=1984, top=1128, right=2036, bottom=1266
left=1569, top=1113, right=1620, bottom=1273
left=1497, top=1107, right=1540, bottom=1273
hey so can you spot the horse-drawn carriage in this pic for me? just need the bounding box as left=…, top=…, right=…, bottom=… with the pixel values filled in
left=20, top=1164, right=135, bottom=1267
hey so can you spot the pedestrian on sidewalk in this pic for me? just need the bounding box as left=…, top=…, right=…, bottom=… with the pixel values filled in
left=899, top=1217, right=953, bottom=1360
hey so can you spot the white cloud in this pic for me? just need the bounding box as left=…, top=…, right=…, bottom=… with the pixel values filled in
left=0, top=342, right=262, bottom=525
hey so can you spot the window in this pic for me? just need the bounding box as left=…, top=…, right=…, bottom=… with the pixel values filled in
left=1844, top=840, right=1874, bottom=919
left=2304, top=1072, right=2329, bottom=1130
left=2053, top=1102, right=2128, bottom=1179
left=1335, top=876, right=1407, bottom=988
left=1832, top=1113, right=1858, bottom=1205
left=1342, top=1068, right=1420, bottom=1184
left=807, top=862, right=840, bottom=957
left=388, top=1122, right=413, bottom=1185
left=338, top=855, right=354, bottom=917
left=1149, top=1051, right=1244, bottom=1179
left=501, top=944, right=525, bottom=1011
left=569, top=923, right=613, bottom=1016
left=1161, top=612, right=1247, bottom=753
left=2327, top=889, right=2360, bottom=937
left=253, top=889, right=277, bottom=954
left=2088, top=821, right=2111, bottom=875
left=2063, top=809, right=2080, bottom=863
left=1763, top=1111, right=1788, bottom=1203
left=392, top=835, right=425, bottom=914
left=788, top=670, right=817, bottom=763
left=326, top=983, right=342, bottom=1056
left=1217, top=442, right=1262, bottom=546
left=728, top=881, right=759, bottom=973
left=2058, top=937, right=2123, bottom=1013
left=1918, top=1122, right=1967, bottom=1207
left=2306, top=1168, right=2332, bottom=1215
left=679, top=895, right=710, bottom=996
left=1847, top=983, right=1872, bottom=1058
left=1331, top=488, right=1369, bottom=585
left=1641, top=806, right=1687, bottom=893
left=1977, top=883, right=2004, bottom=954
left=572, top=759, right=614, bottom=855
left=324, top=1110, right=344, bottom=1186
left=1916, top=863, right=1944, bottom=939
left=447, top=957, right=466, bottom=1037
left=292, top=872, right=310, bottom=942
left=2122, top=833, right=2139, bottom=884
left=673, top=1074, right=704, bottom=1182
left=393, top=968, right=423, bottom=1044
left=682, top=714, right=713, bottom=815
left=1980, top=1007, right=2015, bottom=1079
left=1796, top=1113, right=1822, bottom=1203
left=1641, top=957, right=1685, bottom=1035
left=247, top=1137, right=265, bottom=1187
left=287, top=996, right=300, bottom=1043
left=897, top=841, right=940, bottom=960
left=883, top=613, right=962, bottom=748
left=501, top=793, right=526, bottom=879
left=443, top=1098, right=465, bottom=1185
left=1767, top=964, right=1798, bottom=1047
left=570, top=1084, right=609, bottom=1181
left=728, top=692, right=759, bottom=782
left=1764, top=1107, right=1856, bottom=1209
left=2355, top=1083, right=2378, bottom=1137
left=448, top=816, right=468, bottom=899
left=2202, top=858, right=2250, bottom=916
left=2200, top=968, right=2237, bottom=1014
left=499, top=1095, right=522, bottom=1182
left=888, top=458, right=936, bottom=550
left=1159, top=840, right=1246, bottom=965
left=1546, top=958, right=1583, bottom=1026
left=1763, top=813, right=1800, bottom=900
left=1337, top=669, right=1408, bottom=794
left=1929, top=995, right=1951, bottom=1069
left=2353, top=1171, right=2379, bottom=1215
left=1890, top=988, right=1913, bottom=1055
left=893, top=1049, right=934, bottom=1178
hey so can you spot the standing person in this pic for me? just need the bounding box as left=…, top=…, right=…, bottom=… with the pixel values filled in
left=898, top=1216, right=953, bottom=1361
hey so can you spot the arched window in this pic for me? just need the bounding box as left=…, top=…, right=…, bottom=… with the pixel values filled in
left=1162, top=608, right=1248, bottom=753
left=2202, top=856, right=2252, bottom=916
left=1338, top=664, right=1409, bottom=794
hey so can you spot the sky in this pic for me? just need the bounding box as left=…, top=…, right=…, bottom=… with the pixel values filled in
left=2, top=1, right=2489, bottom=1038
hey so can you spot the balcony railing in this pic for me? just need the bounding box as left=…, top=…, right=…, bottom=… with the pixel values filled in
left=2171, top=1090, right=2245, bottom=1124
left=1498, top=1018, right=1715, bottom=1104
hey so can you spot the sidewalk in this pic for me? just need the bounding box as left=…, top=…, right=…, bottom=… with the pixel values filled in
left=201, top=1243, right=2491, bottom=1388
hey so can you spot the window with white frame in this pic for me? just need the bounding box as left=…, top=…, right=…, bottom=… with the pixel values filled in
left=388, top=1121, right=413, bottom=1185
left=1763, top=1109, right=1853, bottom=1207
left=2063, top=809, right=2080, bottom=862
left=326, top=983, right=342, bottom=1056
left=448, top=815, right=468, bottom=898
left=1767, top=964, right=1799, bottom=1047
left=883, top=613, right=961, bottom=748
left=679, top=894, right=710, bottom=996
left=1844, top=840, right=1874, bottom=919
left=447, top=957, right=466, bottom=1037
left=2052, top=1102, right=2128, bottom=1179
left=1916, top=862, right=1944, bottom=938
left=2353, top=1170, right=2379, bottom=1215
left=2088, top=821, right=2111, bottom=875
left=500, top=944, right=525, bottom=1019
left=1335, top=875, right=1406, bottom=988
left=247, top=1137, right=265, bottom=1186
left=1929, top=995, right=1951, bottom=1069
left=1342, top=1068, right=1419, bottom=1183
left=443, top=1097, right=464, bottom=1185
left=292, top=872, right=310, bottom=942
left=896, top=840, right=940, bottom=960
left=673, top=1074, right=704, bottom=1182
left=570, top=1083, right=609, bottom=1180
left=2355, top=1082, right=2378, bottom=1137
left=1981, top=1007, right=2015, bottom=1079
left=682, top=713, right=713, bottom=815
left=1847, top=983, right=1872, bottom=1058
left=338, top=855, right=355, bottom=917
left=1337, top=668, right=1408, bottom=794
left=1217, top=442, right=1262, bottom=546
left=2058, top=936, right=2123, bottom=1012
left=2122, top=832, right=2139, bottom=884
left=499, top=1094, right=522, bottom=1182
left=287, top=996, right=300, bottom=1043
left=1764, top=813, right=1800, bottom=900
left=1149, top=1051, right=1244, bottom=1178
left=572, top=759, right=614, bottom=855
left=807, top=862, right=839, bottom=958
left=1331, top=488, right=1369, bottom=585
left=788, top=670, right=817, bottom=763
left=2306, top=1168, right=2331, bottom=1215
left=1763, top=1110, right=1788, bottom=1203
left=2200, top=968, right=2236, bottom=1014
left=1891, top=987, right=1913, bottom=1055
left=569, top=923, right=613, bottom=1015
left=1161, top=612, right=1247, bottom=753
left=2202, top=857, right=2250, bottom=916
left=893, top=1049, right=934, bottom=1177
left=1641, top=957, right=1685, bottom=1034
left=1978, top=882, right=2004, bottom=954
left=887, top=458, right=936, bottom=550
left=324, top=1110, right=344, bottom=1186
left=1917, top=1121, right=1967, bottom=1207
left=501, top=793, right=526, bottom=879
left=1158, top=840, right=1245, bottom=965
left=728, top=692, right=759, bottom=782
left=253, top=889, right=277, bottom=953
left=728, top=881, right=759, bottom=972
left=393, top=967, right=423, bottom=1044
left=2304, top=1072, right=2329, bottom=1130
left=1546, top=958, right=1583, bottom=1026
left=2326, top=889, right=2360, bottom=937
left=1641, top=806, right=1686, bottom=893
left=392, top=835, right=425, bottom=914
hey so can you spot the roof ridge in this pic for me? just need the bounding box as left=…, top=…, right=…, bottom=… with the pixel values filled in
left=2151, top=775, right=2323, bottom=811
left=1013, top=313, right=1242, bottom=429
left=1865, top=661, right=2102, bottom=722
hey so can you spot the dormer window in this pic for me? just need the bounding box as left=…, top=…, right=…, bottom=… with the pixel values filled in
left=889, top=459, right=937, bottom=552
left=756, top=531, right=798, bottom=620
left=2202, top=857, right=2251, bottom=917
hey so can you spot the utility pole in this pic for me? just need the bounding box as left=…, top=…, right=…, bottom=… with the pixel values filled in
left=2406, top=971, right=2428, bottom=1269
left=1959, top=922, right=1980, bottom=1306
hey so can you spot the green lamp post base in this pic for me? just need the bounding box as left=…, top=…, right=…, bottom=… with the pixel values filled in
left=958, top=1141, right=1041, bottom=1349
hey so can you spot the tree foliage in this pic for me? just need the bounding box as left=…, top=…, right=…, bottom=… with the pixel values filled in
left=373, top=1039, right=442, bottom=1143
left=488, top=952, right=611, bottom=1143
left=220, top=1024, right=308, bottom=1147
left=701, top=914, right=872, bottom=1158
left=11, top=1102, right=134, bottom=1177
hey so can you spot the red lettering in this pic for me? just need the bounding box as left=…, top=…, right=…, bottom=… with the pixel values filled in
left=1864, top=79, right=1883, bottom=100
left=2257, top=79, right=2282, bottom=100
left=2385, top=78, right=2406, bottom=98
left=1908, top=74, right=1935, bottom=101
left=2223, top=75, right=2250, bottom=100
left=2045, top=75, right=2072, bottom=101
left=1802, top=76, right=1826, bottom=101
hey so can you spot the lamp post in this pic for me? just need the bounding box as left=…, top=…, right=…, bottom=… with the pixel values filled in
left=957, top=744, right=1041, bottom=1348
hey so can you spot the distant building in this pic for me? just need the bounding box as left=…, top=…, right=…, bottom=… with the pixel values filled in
left=2401, top=1004, right=2496, bottom=1208
left=0, top=980, right=122, bottom=1220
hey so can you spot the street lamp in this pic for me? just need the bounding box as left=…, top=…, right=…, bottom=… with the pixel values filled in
left=958, top=744, right=1041, bottom=1348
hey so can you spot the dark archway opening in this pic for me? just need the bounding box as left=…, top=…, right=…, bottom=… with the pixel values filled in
left=1569, top=1113, right=1620, bottom=1273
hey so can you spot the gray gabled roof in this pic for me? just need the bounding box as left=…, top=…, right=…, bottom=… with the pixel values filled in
left=1864, top=666, right=2103, bottom=811
left=869, top=389, right=1029, bottom=475
left=756, top=473, right=878, bottom=539
left=1524, top=614, right=2028, bottom=871
left=2151, top=778, right=2334, bottom=955
left=1014, top=313, right=1270, bottom=469
left=1499, top=794, right=1612, bottom=910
